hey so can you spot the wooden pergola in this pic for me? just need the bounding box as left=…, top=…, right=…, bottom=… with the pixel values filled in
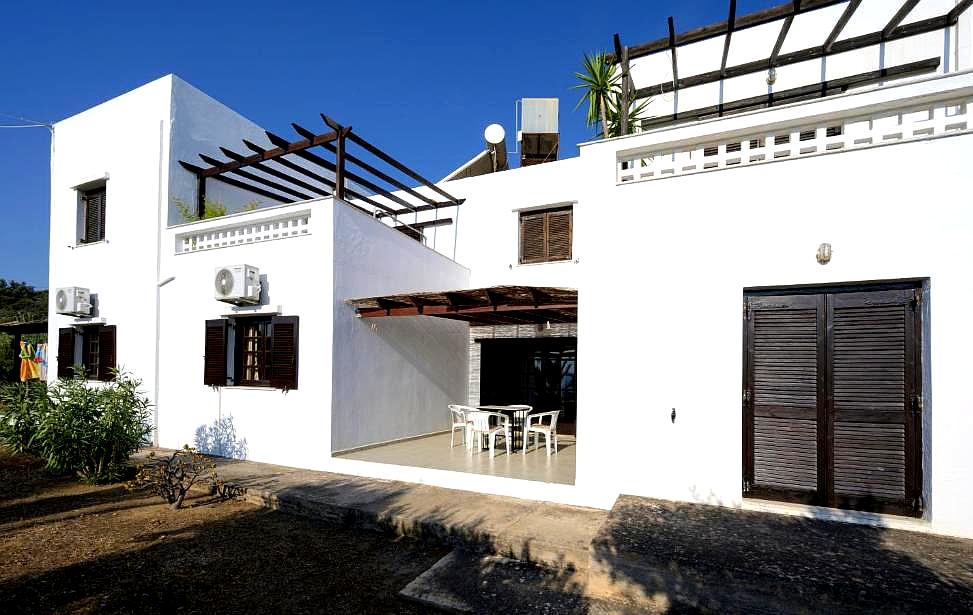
left=349, top=286, right=577, bottom=327
left=179, top=115, right=464, bottom=233
left=610, top=0, right=973, bottom=132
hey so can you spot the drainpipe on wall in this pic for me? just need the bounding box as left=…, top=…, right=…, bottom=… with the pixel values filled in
left=153, top=118, right=165, bottom=447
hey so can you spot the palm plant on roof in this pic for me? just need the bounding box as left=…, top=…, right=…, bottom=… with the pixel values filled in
left=574, top=52, right=650, bottom=139
left=573, top=52, right=619, bottom=140
left=607, top=91, right=651, bottom=137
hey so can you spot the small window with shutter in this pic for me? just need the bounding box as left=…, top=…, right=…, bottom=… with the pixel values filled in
left=79, top=184, right=107, bottom=244
left=519, top=206, right=572, bottom=265
left=204, top=315, right=299, bottom=390
left=57, top=325, right=116, bottom=381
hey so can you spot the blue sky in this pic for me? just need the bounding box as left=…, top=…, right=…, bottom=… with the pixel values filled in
left=0, top=0, right=751, bottom=289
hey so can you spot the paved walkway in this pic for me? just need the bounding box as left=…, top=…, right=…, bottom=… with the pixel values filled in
left=138, top=450, right=605, bottom=574
left=138, top=451, right=973, bottom=613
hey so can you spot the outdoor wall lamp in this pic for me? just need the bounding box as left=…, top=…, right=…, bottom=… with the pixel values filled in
left=817, top=243, right=832, bottom=265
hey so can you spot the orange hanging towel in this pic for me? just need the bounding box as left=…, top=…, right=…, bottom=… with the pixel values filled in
left=19, top=341, right=32, bottom=382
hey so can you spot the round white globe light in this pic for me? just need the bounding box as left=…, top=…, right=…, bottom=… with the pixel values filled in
left=484, top=123, right=505, bottom=145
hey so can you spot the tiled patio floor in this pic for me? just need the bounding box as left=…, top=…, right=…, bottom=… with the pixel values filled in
left=334, top=432, right=576, bottom=485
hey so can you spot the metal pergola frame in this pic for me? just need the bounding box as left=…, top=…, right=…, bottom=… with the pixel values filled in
left=609, top=0, right=973, bottom=133
left=179, top=115, right=465, bottom=229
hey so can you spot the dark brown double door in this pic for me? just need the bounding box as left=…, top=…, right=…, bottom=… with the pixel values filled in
left=743, top=283, right=923, bottom=517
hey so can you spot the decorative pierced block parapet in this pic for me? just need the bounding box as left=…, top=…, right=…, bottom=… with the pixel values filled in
left=175, top=209, right=311, bottom=254
left=618, top=97, right=971, bottom=184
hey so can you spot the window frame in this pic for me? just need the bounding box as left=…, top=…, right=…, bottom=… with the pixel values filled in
left=518, top=205, right=573, bottom=265
left=233, top=316, right=273, bottom=387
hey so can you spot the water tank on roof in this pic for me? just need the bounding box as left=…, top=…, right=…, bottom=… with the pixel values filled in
left=518, top=98, right=559, bottom=166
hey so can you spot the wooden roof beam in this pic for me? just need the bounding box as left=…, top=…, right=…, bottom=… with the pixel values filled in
left=222, top=146, right=331, bottom=198
left=199, top=153, right=312, bottom=201
left=622, top=0, right=847, bottom=61
left=883, top=0, right=920, bottom=40
left=770, top=14, right=793, bottom=68
left=264, top=131, right=401, bottom=216
left=242, top=139, right=338, bottom=196
left=182, top=130, right=338, bottom=178
left=306, top=117, right=441, bottom=207
left=613, top=33, right=632, bottom=135
left=949, top=0, right=973, bottom=23
left=325, top=115, right=462, bottom=205
left=641, top=56, right=940, bottom=129
left=635, top=12, right=952, bottom=99
left=668, top=16, right=679, bottom=89
left=356, top=302, right=578, bottom=319
left=823, top=0, right=862, bottom=53
left=180, top=161, right=295, bottom=204
left=721, top=0, right=737, bottom=77
left=286, top=124, right=420, bottom=213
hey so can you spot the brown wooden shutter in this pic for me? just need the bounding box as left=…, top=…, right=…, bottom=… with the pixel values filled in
left=745, top=294, right=822, bottom=502
left=519, top=213, right=546, bottom=264
left=270, top=315, right=299, bottom=390
left=546, top=209, right=572, bottom=261
left=744, top=284, right=923, bottom=516
left=83, top=187, right=106, bottom=243
left=204, top=319, right=228, bottom=386
left=57, top=327, right=76, bottom=379
left=97, top=325, right=116, bottom=382
left=831, top=290, right=918, bottom=512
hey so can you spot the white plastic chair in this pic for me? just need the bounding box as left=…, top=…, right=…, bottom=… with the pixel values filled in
left=523, top=410, right=560, bottom=456
left=466, top=410, right=511, bottom=456
left=448, top=404, right=473, bottom=448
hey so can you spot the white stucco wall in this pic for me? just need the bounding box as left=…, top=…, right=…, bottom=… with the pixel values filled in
left=156, top=201, right=333, bottom=471
left=168, top=77, right=280, bottom=224
left=47, top=75, right=174, bottom=404
left=330, top=202, right=470, bottom=452
left=631, top=0, right=972, bottom=121
left=575, top=74, right=973, bottom=536
left=433, top=157, right=584, bottom=289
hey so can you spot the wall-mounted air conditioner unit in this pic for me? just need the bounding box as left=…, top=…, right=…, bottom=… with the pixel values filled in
left=55, top=287, right=92, bottom=316
left=214, top=265, right=261, bottom=305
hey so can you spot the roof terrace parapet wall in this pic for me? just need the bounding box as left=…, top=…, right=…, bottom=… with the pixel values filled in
left=596, top=70, right=973, bottom=185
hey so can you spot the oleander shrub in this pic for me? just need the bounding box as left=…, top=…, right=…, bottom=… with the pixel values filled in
left=35, top=371, right=153, bottom=483
left=0, top=380, right=48, bottom=455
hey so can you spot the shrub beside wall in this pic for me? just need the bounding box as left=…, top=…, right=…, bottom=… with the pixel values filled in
left=0, top=371, right=152, bottom=483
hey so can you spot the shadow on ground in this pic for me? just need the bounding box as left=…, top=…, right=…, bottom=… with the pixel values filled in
left=588, top=496, right=973, bottom=614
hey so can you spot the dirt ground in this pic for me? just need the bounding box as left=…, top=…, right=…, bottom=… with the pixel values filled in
left=0, top=450, right=449, bottom=614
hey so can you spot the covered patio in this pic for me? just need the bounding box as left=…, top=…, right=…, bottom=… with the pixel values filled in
left=337, top=286, right=578, bottom=485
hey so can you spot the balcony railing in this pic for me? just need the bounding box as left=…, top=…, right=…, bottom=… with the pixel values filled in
left=174, top=209, right=311, bottom=254
left=618, top=96, right=972, bottom=184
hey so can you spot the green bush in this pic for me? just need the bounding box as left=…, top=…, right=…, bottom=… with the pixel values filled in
left=0, top=333, right=14, bottom=380
left=0, top=380, right=48, bottom=454
left=35, top=371, right=153, bottom=483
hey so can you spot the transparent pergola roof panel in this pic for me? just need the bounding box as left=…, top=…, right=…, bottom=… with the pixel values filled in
left=779, top=3, right=849, bottom=54
left=725, top=20, right=784, bottom=66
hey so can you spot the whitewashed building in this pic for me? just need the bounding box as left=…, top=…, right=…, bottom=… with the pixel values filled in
left=47, top=0, right=973, bottom=538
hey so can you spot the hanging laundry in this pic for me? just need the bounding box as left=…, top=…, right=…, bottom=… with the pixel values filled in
left=19, top=341, right=34, bottom=382
left=34, top=342, right=48, bottom=381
